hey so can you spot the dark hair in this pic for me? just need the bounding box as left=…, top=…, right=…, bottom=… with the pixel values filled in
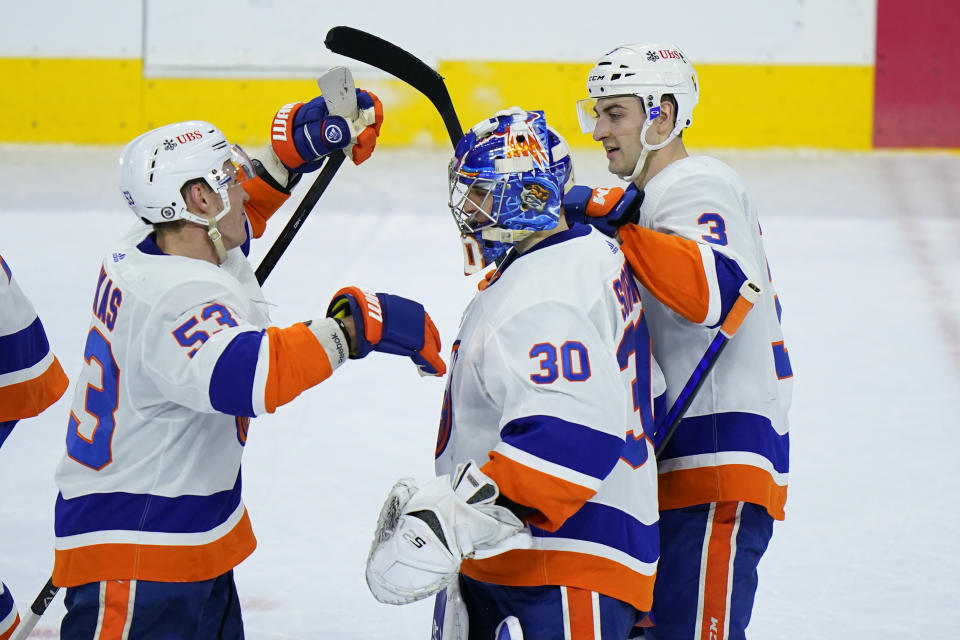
left=179, top=177, right=210, bottom=203
left=153, top=219, right=187, bottom=233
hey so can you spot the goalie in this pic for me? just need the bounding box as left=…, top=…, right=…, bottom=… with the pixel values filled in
left=366, top=108, right=664, bottom=640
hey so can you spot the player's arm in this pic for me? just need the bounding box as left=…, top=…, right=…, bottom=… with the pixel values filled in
left=243, top=89, right=384, bottom=239
left=478, top=302, right=627, bottom=532
left=0, top=254, right=69, bottom=437
left=144, top=284, right=443, bottom=418
left=565, top=183, right=755, bottom=327
left=0, top=580, right=19, bottom=640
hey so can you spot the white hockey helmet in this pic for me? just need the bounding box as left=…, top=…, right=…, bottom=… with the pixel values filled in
left=118, top=121, right=252, bottom=260
left=577, top=44, right=699, bottom=181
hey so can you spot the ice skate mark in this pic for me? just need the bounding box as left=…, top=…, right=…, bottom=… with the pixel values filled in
left=240, top=596, right=282, bottom=611
left=884, top=158, right=960, bottom=379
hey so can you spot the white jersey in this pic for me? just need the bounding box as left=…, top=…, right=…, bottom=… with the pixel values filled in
left=437, top=224, right=666, bottom=612
left=54, top=222, right=344, bottom=587
left=619, top=155, right=792, bottom=519
left=1, top=252, right=68, bottom=640
left=0, top=252, right=68, bottom=431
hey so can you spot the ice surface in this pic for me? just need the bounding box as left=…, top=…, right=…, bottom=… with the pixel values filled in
left=1, top=145, right=958, bottom=638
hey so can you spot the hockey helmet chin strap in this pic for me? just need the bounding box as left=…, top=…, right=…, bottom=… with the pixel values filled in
left=620, top=117, right=682, bottom=183
left=180, top=188, right=233, bottom=264
left=479, top=227, right=535, bottom=244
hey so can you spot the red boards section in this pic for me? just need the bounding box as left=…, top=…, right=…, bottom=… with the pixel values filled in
left=874, top=0, right=960, bottom=147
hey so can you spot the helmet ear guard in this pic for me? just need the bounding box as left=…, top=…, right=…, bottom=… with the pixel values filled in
left=448, top=108, right=573, bottom=276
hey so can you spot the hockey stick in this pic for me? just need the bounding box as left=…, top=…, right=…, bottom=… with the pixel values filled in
left=654, top=280, right=763, bottom=459
left=324, top=26, right=464, bottom=148
left=9, top=577, right=57, bottom=640
left=255, top=152, right=345, bottom=285
left=256, top=66, right=359, bottom=285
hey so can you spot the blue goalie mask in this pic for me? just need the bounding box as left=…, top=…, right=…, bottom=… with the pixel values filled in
left=448, top=107, right=573, bottom=275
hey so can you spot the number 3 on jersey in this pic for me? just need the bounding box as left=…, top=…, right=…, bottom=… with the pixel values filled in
left=66, top=328, right=120, bottom=470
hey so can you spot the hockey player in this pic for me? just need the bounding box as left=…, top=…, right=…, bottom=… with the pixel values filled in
left=0, top=253, right=70, bottom=640
left=53, top=91, right=447, bottom=639
left=364, top=108, right=665, bottom=640
left=567, top=44, right=793, bottom=639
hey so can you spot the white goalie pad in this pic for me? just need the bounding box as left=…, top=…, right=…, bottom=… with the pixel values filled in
left=366, top=461, right=531, bottom=605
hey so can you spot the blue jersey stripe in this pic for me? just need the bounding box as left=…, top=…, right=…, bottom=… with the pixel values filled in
left=657, top=412, right=789, bottom=474
left=532, top=500, right=659, bottom=564
left=136, top=234, right=165, bottom=256
left=0, top=580, right=14, bottom=621
left=0, top=420, right=15, bottom=448
left=500, top=415, right=624, bottom=481
left=55, top=473, right=242, bottom=537
left=710, top=250, right=748, bottom=328
left=0, top=316, right=50, bottom=375
left=209, top=331, right=263, bottom=417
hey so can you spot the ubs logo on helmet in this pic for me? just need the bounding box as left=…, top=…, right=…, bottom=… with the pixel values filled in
left=175, top=131, right=203, bottom=144
left=651, top=49, right=685, bottom=62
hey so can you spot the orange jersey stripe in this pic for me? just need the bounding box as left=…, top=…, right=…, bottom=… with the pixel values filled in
left=699, top=502, right=739, bottom=640
left=462, top=548, right=655, bottom=612
left=242, top=175, right=291, bottom=239
left=52, top=510, right=256, bottom=587
left=618, top=224, right=710, bottom=323
left=98, top=579, right=132, bottom=640
left=264, top=324, right=333, bottom=414
left=566, top=587, right=596, bottom=640
left=658, top=465, right=787, bottom=520
left=482, top=453, right=596, bottom=532
left=0, top=614, right=19, bottom=640
left=0, top=356, right=68, bottom=421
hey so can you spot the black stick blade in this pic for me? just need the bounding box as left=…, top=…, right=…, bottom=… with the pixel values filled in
left=324, top=26, right=463, bottom=148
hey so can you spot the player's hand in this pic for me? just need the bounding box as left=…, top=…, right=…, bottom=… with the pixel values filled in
left=326, top=286, right=446, bottom=376
left=562, top=183, right=644, bottom=237
left=271, top=89, right=383, bottom=171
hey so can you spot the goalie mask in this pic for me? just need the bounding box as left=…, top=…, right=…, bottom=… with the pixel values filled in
left=448, top=107, right=573, bottom=275
left=118, top=121, right=253, bottom=262
left=576, top=44, right=699, bottom=182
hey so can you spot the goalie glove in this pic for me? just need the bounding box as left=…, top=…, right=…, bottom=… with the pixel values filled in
left=562, top=183, right=644, bottom=237
left=365, top=461, right=531, bottom=605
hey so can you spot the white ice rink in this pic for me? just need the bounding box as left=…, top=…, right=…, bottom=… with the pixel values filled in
left=1, top=144, right=958, bottom=638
